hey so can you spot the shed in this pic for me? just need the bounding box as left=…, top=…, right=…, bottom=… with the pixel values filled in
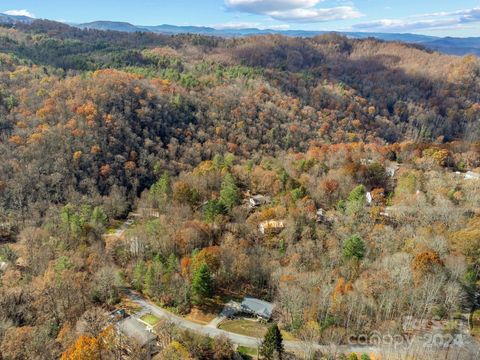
left=241, top=297, right=274, bottom=320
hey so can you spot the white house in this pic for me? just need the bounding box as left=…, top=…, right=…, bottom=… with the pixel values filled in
left=259, top=220, right=285, bottom=235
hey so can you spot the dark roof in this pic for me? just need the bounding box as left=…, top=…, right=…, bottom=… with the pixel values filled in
left=117, top=317, right=157, bottom=347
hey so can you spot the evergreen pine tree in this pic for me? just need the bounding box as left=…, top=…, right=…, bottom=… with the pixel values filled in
left=220, top=173, right=240, bottom=210
left=191, top=262, right=213, bottom=305
left=342, top=235, right=366, bottom=261
left=143, top=263, right=155, bottom=297
left=203, top=200, right=227, bottom=223
left=167, top=253, right=178, bottom=274
left=91, top=206, right=108, bottom=228
left=260, top=324, right=284, bottom=360
left=150, top=171, right=171, bottom=205
left=132, top=261, right=146, bottom=291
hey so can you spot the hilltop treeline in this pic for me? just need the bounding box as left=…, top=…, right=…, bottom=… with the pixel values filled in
left=0, top=21, right=479, bottom=223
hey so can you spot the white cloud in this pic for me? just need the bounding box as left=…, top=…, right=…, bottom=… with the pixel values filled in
left=353, top=7, right=480, bottom=32
left=3, top=9, right=35, bottom=18
left=225, top=0, right=362, bottom=23
left=269, top=6, right=362, bottom=23
left=226, top=0, right=319, bottom=13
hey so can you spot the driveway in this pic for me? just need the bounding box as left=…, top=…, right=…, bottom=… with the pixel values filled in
left=123, top=290, right=480, bottom=359
left=124, top=290, right=379, bottom=355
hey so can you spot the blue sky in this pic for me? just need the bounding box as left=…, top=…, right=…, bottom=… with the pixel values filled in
left=2, top=1, right=480, bottom=36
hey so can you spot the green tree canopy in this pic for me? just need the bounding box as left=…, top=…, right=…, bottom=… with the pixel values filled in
left=91, top=206, right=108, bottom=228
left=191, top=262, right=213, bottom=306
left=260, top=324, right=284, bottom=360
left=203, top=200, right=227, bottom=223
left=343, top=235, right=366, bottom=261
left=220, top=173, right=240, bottom=210
left=151, top=171, right=171, bottom=204
left=346, top=185, right=367, bottom=215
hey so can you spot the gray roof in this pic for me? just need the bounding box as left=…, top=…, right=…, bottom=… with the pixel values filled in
left=117, top=317, right=157, bottom=347
left=241, top=297, right=274, bottom=319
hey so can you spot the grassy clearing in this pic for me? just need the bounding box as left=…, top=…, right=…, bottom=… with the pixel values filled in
left=106, top=220, right=123, bottom=233
left=219, top=319, right=296, bottom=340
left=237, top=345, right=258, bottom=359
left=219, top=319, right=268, bottom=338
left=140, top=313, right=160, bottom=326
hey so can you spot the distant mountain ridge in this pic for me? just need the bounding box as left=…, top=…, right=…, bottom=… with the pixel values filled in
left=0, top=13, right=35, bottom=24
left=0, top=13, right=479, bottom=56
left=76, top=21, right=480, bottom=56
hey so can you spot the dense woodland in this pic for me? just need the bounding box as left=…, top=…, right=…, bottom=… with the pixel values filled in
left=0, top=20, right=480, bottom=359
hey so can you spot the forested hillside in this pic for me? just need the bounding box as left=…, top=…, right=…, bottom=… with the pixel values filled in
left=0, top=20, right=480, bottom=360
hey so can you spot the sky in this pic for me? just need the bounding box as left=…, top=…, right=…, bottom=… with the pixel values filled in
left=2, top=0, right=480, bottom=36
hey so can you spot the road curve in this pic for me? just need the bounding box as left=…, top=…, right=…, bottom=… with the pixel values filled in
left=124, top=290, right=379, bottom=356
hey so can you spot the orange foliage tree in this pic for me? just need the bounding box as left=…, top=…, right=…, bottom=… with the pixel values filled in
left=61, top=335, right=100, bottom=360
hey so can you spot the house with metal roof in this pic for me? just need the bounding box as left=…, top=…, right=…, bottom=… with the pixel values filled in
left=240, top=297, right=274, bottom=320
left=117, top=317, right=157, bottom=357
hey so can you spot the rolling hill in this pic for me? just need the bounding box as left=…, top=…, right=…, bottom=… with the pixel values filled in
left=0, top=12, right=478, bottom=56
left=77, top=20, right=480, bottom=56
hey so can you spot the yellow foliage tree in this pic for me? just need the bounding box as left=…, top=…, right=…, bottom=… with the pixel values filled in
left=61, top=335, right=100, bottom=360
left=160, top=340, right=192, bottom=360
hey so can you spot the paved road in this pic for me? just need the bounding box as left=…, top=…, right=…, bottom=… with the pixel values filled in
left=206, top=316, right=226, bottom=329
left=124, top=290, right=379, bottom=355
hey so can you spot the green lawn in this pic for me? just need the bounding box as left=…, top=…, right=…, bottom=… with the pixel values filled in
left=219, top=319, right=268, bottom=338
left=140, top=313, right=160, bottom=326
left=219, top=319, right=296, bottom=340
left=237, top=345, right=258, bottom=359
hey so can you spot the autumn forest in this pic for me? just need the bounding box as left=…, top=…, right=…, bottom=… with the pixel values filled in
left=0, top=19, right=480, bottom=360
